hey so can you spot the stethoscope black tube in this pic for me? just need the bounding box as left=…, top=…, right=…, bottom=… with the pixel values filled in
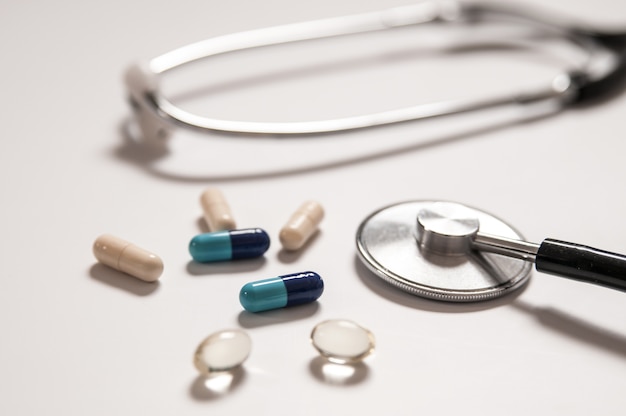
left=536, top=239, right=626, bottom=291
left=570, top=30, right=626, bottom=104
left=464, top=3, right=626, bottom=105
left=415, top=201, right=626, bottom=294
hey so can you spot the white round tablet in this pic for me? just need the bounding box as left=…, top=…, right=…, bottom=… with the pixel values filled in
left=310, top=319, right=375, bottom=364
left=194, top=329, right=251, bottom=375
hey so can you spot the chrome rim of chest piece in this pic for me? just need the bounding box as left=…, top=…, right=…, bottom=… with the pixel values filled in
left=356, top=200, right=532, bottom=302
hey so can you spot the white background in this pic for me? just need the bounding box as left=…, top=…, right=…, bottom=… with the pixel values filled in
left=2, top=0, right=626, bottom=415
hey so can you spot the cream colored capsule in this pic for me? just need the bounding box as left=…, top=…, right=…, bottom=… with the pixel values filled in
left=200, top=188, right=236, bottom=231
left=279, top=200, right=324, bottom=251
left=93, top=234, right=163, bottom=282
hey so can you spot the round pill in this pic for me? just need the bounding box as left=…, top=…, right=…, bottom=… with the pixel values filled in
left=310, top=319, right=375, bottom=364
left=93, top=234, right=163, bottom=282
left=279, top=201, right=324, bottom=251
left=194, top=329, right=251, bottom=375
left=239, top=271, right=324, bottom=313
left=200, top=188, right=236, bottom=231
left=189, top=228, right=270, bottom=263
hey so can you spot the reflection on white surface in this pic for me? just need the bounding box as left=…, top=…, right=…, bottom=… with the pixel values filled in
left=203, top=371, right=237, bottom=395
left=321, top=361, right=358, bottom=383
left=309, top=356, right=370, bottom=386
left=190, top=367, right=247, bottom=401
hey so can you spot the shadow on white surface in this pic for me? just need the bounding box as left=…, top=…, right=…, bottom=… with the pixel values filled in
left=89, top=263, right=160, bottom=296
left=238, top=302, right=320, bottom=328
left=308, top=356, right=369, bottom=386
left=114, top=121, right=512, bottom=184
left=113, top=98, right=560, bottom=183
left=189, top=367, right=247, bottom=401
left=353, top=255, right=528, bottom=313
left=512, top=300, right=626, bottom=359
left=186, top=257, right=267, bottom=276
left=356, top=250, right=626, bottom=356
left=195, top=217, right=210, bottom=234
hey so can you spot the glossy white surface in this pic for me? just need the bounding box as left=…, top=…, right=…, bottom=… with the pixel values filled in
left=2, top=1, right=626, bottom=415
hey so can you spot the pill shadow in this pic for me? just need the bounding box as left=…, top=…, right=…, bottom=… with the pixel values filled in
left=186, top=257, right=267, bottom=276
left=237, top=302, right=320, bottom=328
left=189, top=367, right=247, bottom=401
left=196, top=217, right=210, bottom=234
left=88, top=264, right=160, bottom=296
left=308, top=356, right=369, bottom=386
left=353, top=255, right=527, bottom=313
left=276, top=231, right=322, bottom=264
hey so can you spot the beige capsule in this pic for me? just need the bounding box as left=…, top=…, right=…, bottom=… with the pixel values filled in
left=279, top=201, right=324, bottom=251
left=93, top=234, right=163, bottom=282
left=200, top=188, right=236, bottom=231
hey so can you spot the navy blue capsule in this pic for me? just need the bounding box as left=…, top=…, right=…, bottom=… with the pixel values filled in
left=239, top=271, right=324, bottom=313
left=189, top=228, right=270, bottom=263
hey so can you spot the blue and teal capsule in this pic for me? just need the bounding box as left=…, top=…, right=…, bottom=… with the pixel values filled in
left=239, top=271, right=324, bottom=313
left=189, top=228, right=270, bottom=263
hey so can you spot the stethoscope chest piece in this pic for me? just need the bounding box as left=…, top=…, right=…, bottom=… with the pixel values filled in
left=356, top=201, right=532, bottom=302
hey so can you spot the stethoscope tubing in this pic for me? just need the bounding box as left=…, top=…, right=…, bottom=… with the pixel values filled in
left=126, top=1, right=626, bottom=139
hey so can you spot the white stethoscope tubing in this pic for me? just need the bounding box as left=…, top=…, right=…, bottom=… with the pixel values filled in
left=125, top=1, right=626, bottom=141
left=127, top=1, right=615, bottom=138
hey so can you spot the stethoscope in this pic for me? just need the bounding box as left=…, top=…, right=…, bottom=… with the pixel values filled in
left=125, top=1, right=626, bottom=146
left=356, top=201, right=626, bottom=302
left=122, top=2, right=626, bottom=300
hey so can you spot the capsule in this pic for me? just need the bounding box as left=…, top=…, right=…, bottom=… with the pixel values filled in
left=93, top=234, right=163, bottom=282
left=279, top=201, right=324, bottom=251
left=189, top=228, right=270, bottom=263
left=200, top=188, right=236, bottom=231
left=239, top=271, right=324, bottom=313
left=310, top=319, right=375, bottom=364
left=194, top=329, right=251, bottom=375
